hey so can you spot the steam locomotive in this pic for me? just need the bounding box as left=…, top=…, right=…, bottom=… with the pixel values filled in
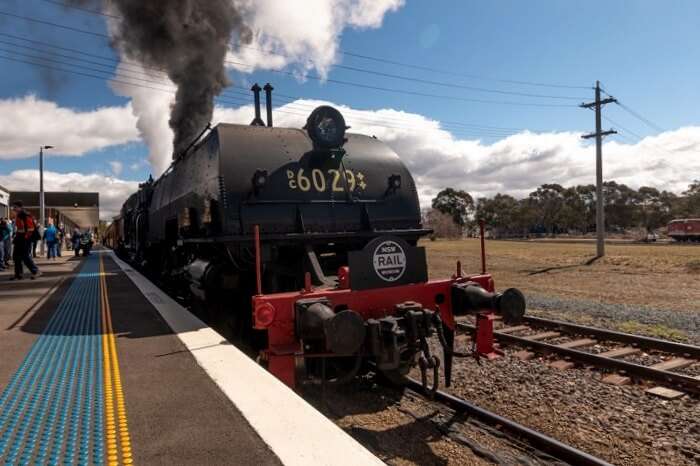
left=108, top=85, right=526, bottom=389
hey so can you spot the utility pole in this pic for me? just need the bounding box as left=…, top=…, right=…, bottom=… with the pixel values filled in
left=580, top=81, right=616, bottom=258
left=39, top=145, right=54, bottom=256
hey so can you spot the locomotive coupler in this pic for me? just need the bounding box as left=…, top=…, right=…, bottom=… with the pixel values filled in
left=397, top=303, right=442, bottom=395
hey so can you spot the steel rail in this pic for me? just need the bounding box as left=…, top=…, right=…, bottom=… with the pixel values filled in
left=405, top=378, right=613, bottom=466
left=457, top=323, right=700, bottom=394
left=523, top=316, right=700, bottom=359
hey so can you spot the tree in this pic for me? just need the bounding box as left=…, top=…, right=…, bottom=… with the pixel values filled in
left=476, top=194, right=519, bottom=238
left=431, top=188, right=474, bottom=229
left=559, top=186, right=590, bottom=233
left=527, top=184, right=566, bottom=236
left=424, top=209, right=462, bottom=238
left=636, top=187, right=676, bottom=232
left=682, top=180, right=700, bottom=216
left=603, top=181, right=638, bottom=231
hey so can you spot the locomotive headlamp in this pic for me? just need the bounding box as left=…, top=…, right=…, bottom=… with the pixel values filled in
left=305, top=106, right=347, bottom=150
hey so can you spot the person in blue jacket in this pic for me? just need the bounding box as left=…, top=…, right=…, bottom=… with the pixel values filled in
left=0, top=218, right=9, bottom=270
left=44, top=219, right=58, bottom=260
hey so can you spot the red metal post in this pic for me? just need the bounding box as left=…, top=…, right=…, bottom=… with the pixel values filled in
left=254, top=225, right=262, bottom=295
left=479, top=219, right=486, bottom=274
left=475, top=313, right=500, bottom=359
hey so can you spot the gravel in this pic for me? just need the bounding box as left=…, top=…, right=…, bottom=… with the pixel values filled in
left=424, top=334, right=700, bottom=466
left=526, top=293, right=700, bottom=345
left=301, top=378, right=564, bottom=465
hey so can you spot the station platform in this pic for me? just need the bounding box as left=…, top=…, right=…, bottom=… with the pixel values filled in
left=0, top=251, right=381, bottom=466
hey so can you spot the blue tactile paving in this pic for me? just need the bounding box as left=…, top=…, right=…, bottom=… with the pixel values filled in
left=0, top=255, right=105, bottom=466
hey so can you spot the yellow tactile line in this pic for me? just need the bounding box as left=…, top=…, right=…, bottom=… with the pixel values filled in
left=100, top=255, right=134, bottom=466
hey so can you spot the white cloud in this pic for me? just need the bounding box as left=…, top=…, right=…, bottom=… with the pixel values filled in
left=109, top=160, right=123, bottom=176
left=214, top=99, right=700, bottom=205
left=84, top=0, right=402, bottom=178
left=129, top=160, right=146, bottom=171
left=0, top=170, right=138, bottom=220
left=228, top=0, right=404, bottom=76
left=3, top=96, right=697, bottom=220
left=0, top=95, right=139, bottom=159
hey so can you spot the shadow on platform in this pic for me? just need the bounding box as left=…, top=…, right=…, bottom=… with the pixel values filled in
left=13, top=253, right=208, bottom=339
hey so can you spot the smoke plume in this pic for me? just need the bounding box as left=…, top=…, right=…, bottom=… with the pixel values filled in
left=73, top=0, right=250, bottom=158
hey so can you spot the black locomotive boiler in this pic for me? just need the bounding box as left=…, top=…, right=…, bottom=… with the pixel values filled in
left=112, top=87, right=526, bottom=389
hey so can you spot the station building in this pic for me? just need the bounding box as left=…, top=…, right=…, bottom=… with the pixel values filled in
left=0, top=184, right=9, bottom=218
left=9, top=191, right=99, bottom=231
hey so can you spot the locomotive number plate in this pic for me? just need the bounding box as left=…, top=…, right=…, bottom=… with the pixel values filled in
left=287, top=168, right=367, bottom=193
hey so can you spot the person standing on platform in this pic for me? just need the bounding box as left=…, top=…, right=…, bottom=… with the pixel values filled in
left=56, top=222, right=65, bottom=257
left=72, top=227, right=81, bottom=256
left=30, top=224, right=39, bottom=258
left=10, top=201, right=40, bottom=280
left=0, top=218, right=9, bottom=270
left=3, top=217, right=12, bottom=267
left=44, top=219, right=58, bottom=260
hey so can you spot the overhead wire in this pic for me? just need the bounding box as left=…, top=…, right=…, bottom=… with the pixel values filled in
left=0, top=51, right=523, bottom=140
left=0, top=9, right=575, bottom=107
left=0, top=31, right=537, bottom=136
left=616, top=102, right=665, bottom=133
left=599, top=84, right=665, bottom=133
left=41, top=0, right=590, bottom=92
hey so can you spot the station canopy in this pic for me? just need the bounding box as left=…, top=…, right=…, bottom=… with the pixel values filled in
left=10, top=191, right=99, bottom=229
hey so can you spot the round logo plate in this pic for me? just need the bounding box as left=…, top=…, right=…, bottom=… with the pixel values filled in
left=372, top=240, right=407, bottom=282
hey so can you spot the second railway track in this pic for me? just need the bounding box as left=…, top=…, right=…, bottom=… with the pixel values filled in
left=458, top=315, right=700, bottom=396
left=404, top=378, right=613, bottom=466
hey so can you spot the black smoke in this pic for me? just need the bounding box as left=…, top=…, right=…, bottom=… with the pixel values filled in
left=70, top=0, right=251, bottom=157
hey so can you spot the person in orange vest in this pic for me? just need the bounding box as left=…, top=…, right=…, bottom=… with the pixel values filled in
left=10, top=200, right=40, bottom=280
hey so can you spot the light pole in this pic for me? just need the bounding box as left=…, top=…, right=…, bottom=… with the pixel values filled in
left=39, top=145, right=54, bottom=256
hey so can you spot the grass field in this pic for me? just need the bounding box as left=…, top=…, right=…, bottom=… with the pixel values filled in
left=423, top=239, right=700, bottom=313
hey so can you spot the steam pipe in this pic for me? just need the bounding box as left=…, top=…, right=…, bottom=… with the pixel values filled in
left=250, top=83, right=264, bottom=126
left=263, top=83, right=274, bottom=127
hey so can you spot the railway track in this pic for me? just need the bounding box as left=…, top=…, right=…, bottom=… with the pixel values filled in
left=404, top=378, right=612, bottom=466
left=458, top=315, right=700, bottom=396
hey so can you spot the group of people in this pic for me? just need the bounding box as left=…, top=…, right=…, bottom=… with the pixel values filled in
left=0, top=200, right=94, bottom=280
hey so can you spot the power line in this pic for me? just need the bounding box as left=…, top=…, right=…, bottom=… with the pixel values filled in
left=0, top=10, right=576, bottom=108
left=0, top=52, right=526, bottom=140
left=602, top=114, right=678, bottom=159
left=43, top=0, right=120, bottom=19
left=616, top=102, right=665, bottom=133
left=599, top=84, right=665, bottom=133
left=0, top=32, right=533, bottom=135
left=0, top=10, right=108, bottom=38
left=601, top=115, right=646, bottom=142
left=232, top=48, right=586, bottom=100
left=42, top=0, right=589, bottom=92
left=225, top=59, right=576, bottom=108
left=338, top=50, right=590, bottom=91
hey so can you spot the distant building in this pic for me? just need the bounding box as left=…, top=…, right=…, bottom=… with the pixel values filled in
left=9, top=191, right=99, bottom=230
left=0, top=184, right=9, bottom=218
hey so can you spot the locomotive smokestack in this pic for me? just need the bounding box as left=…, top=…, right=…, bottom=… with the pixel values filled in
left=250, top=83, right=265, bottom=126
left=72, top=0, right=252, bottom=159
left=264, top=83, right=274, bottom=127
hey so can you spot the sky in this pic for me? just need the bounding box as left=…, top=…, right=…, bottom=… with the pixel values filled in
left=0, top=0, right=699, bottom=218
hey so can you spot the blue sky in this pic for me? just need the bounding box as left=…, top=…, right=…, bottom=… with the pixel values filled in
left=1, top=0, right=699, bottom=216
